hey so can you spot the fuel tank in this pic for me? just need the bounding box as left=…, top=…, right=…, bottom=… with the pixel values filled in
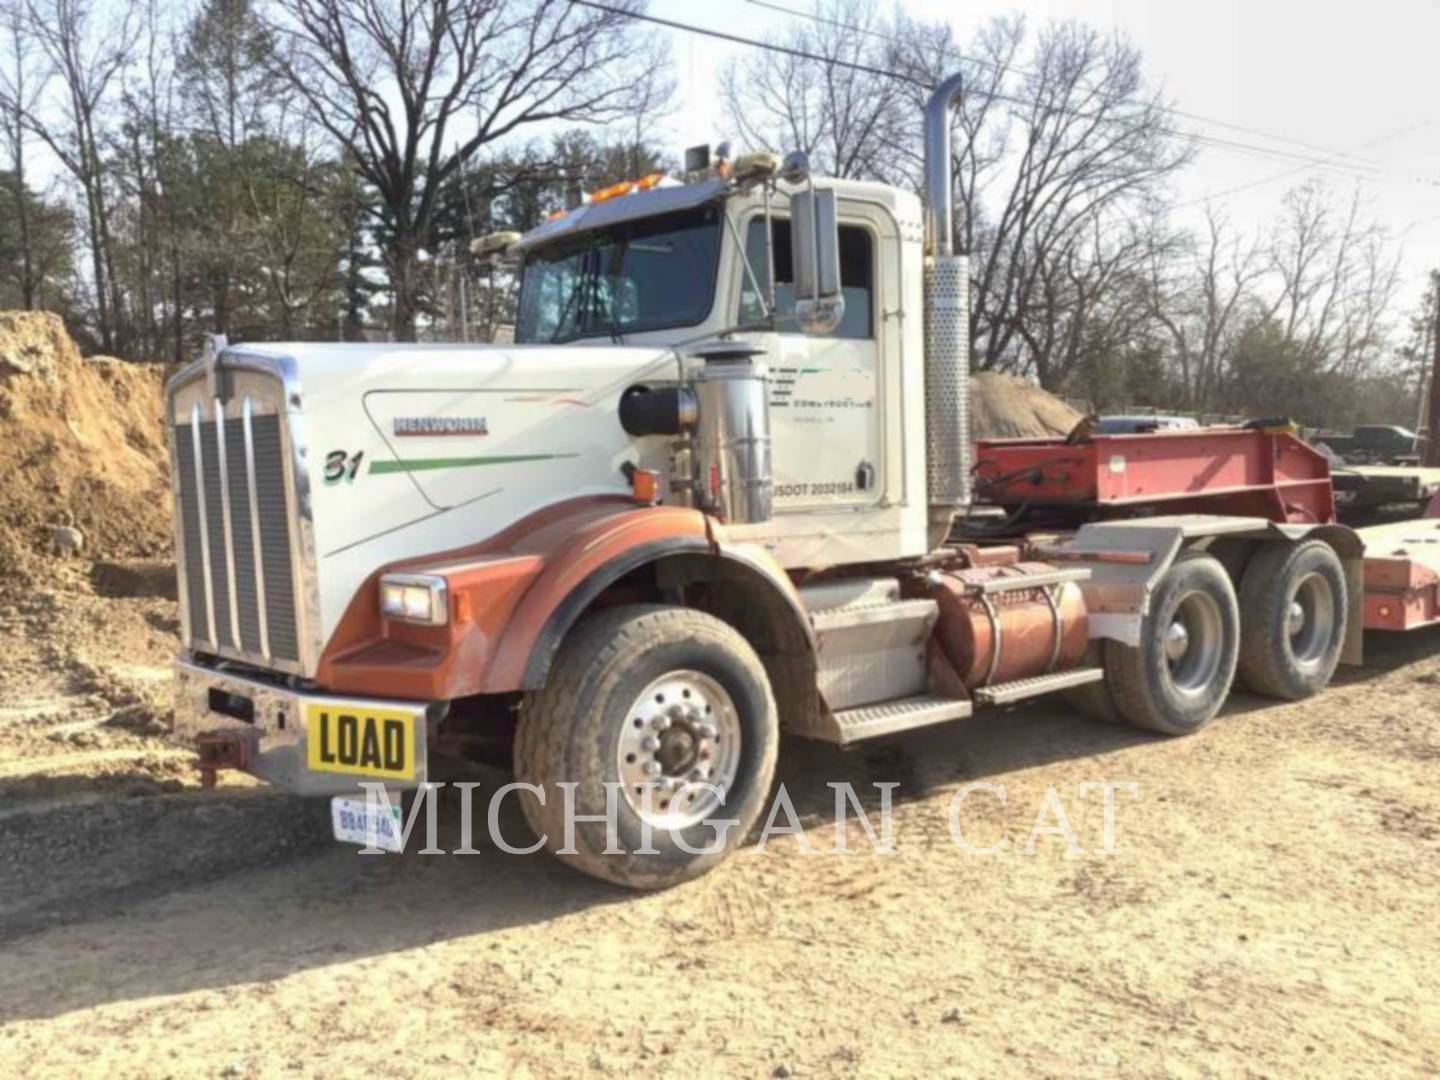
left=911, top=562, right=1089, bottom=689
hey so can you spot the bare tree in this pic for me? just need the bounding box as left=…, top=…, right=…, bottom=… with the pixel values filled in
left=720, top=0, right=910, bottom=182
left=1262, top=180, right=1401, bottom=381
left=728, top=11, right=1190, bottom=384
left=887, top=12, right=1027, bottom=249
left=896, top=18, right=1193, bottom=383
left=1143, top=207, right=1266, bottom=410
left=610, top=36, right=674, bottom=183
left=958, top=24, right=1190, bottom=376
left=113, top=0, right=179, bottom=360
left=0, top=0, right=44, bottom=308
left=16, top=0, right=137, bottom=351
left=1135, top=184, right=1404, bottom=423
left=1015, top=216, right=1154, bottom=391
left=266, top=0, right=665, bottom=339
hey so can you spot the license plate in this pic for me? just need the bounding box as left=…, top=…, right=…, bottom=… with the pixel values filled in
left=306, top=704, right=416, bottom=780
left=331, top=795, right=405, bottom=852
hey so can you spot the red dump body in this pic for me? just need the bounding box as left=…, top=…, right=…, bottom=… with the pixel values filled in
left=974, top=429, right=1336, bottom=525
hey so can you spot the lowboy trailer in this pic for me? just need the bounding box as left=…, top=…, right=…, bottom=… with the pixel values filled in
left=168, top=76, right=1440, bottom=886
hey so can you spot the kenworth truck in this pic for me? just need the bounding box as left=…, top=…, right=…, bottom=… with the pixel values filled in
left=169, top=78, right=1440, bottom=886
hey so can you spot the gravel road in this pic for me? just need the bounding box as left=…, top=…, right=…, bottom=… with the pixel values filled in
left=2, top=627, right=1436, bottom=1077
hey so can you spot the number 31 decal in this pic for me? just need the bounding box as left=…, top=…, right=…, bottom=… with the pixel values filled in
left=324, top=450, right=365, bottom=484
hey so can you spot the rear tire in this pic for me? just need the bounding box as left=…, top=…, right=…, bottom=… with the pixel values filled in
left=1061, top=642, right=1122, bottom=723
left=1106, top=551, right=1239, bottom=736
left=514, top=604, right=778, bottom=889
left=1236, top=540, right=1346, bottom=700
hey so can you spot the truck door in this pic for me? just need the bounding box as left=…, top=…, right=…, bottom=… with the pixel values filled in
left=738, top=210, right=887, bottom=511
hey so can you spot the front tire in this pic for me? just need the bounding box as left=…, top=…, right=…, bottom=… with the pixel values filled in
left=1106, top=551, right=1240, bottom=735
left=514, top=604, right=778, bottom=889
left=1236, top=540, right=1346, bottom=700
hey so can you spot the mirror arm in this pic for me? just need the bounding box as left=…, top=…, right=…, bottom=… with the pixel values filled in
left=762, top=181, right=777, bottom=316
left=723, top=206, right=774, bottom=326
left=805, top=172, right=819, bottom=310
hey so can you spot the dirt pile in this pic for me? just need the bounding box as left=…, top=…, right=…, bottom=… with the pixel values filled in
left=0, top=311, right=171, bottom=576
left=970, top=371, right=1082, bottom=440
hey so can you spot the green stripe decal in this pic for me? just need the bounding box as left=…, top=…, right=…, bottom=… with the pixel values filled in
left=370, top=452, right=578, bottom=475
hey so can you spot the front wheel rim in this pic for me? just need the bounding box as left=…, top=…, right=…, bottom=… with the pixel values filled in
left=1164, top=589, right=1225, bottom=695
left=616, top=670, right=742, bottom=829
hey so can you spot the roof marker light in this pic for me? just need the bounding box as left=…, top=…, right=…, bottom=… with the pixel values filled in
left=586, top=172, right=666, bottom=204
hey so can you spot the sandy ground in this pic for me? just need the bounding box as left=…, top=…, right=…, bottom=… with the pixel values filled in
left=5, top=310, right=1435, bottom=1075
left=0, top=583, right=1436, bottom=1076
left=0, top=563, right=213, bottom=809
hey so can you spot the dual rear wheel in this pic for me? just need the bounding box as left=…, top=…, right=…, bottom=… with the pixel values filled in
left=1096, top=540, right=1347, bottom=735
left=1236, top=540, right=1348, bottom=700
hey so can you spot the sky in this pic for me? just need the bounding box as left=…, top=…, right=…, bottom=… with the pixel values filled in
left=652, top=0, right=1440, bottom=314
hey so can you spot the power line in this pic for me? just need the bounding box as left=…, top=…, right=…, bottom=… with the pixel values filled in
left=1175, top=118, right=1436, bottom=210
left=572, top=0, right=926, bottom=88
left=1186, top=131, right=1383, bottom=175
left=577, top=0, right=1437, bottom=189
left=1178, top=130, right=1440, bottom=190
left=742, top=0, right=1395, bottom=172
left=738, top=0, right=1437, bottom=189
left=742, top=0, right=1037, bottom=85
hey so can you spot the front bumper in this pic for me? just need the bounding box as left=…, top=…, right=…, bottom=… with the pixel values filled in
left=173, top=657, right=430, bottom=796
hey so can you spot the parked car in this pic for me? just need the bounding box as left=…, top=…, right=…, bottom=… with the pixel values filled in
left=1313, top=425, right=1420, bottom=465
left=1095, top=414, right=1200, bottom=434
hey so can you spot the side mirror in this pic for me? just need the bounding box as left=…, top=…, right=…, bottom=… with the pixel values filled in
left=789, top=187, right=844, bottom=334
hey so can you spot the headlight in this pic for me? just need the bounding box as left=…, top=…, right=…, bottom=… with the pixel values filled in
left=378, top=574, right=448, bottom=626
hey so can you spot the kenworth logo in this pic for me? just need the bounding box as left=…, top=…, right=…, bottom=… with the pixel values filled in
left=393, top=416, right=489, bottom=436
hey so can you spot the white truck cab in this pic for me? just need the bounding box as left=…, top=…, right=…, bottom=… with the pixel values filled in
left=504, top=171, right=933, bottom=567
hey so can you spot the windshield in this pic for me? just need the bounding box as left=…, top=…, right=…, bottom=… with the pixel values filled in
left=515, top=204, right=721, bottom=343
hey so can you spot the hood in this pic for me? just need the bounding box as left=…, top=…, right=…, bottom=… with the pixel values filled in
left=187, top=341, right=677, bottom=652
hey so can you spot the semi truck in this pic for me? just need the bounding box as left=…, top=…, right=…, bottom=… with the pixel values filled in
left=167, top=77, right=1440, bottom=887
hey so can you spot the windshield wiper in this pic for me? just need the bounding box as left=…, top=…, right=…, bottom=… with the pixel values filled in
left=548, top=246, right=596, bottom=343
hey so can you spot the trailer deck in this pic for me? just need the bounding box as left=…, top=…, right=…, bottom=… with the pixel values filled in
left=1332, top=465, right=1440, bottom=514
left=1357, top=516, right=1440, bottom=631
left=976, top=428, right=1440, bottom=635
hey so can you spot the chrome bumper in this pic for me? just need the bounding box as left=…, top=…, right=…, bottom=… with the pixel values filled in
left=173, top=657, right=430, bottom=796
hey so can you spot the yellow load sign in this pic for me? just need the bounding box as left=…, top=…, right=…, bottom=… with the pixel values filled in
left=306, top=704, right=416, bottom=780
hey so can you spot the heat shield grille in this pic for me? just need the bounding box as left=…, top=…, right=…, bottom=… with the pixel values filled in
left=924, top=254, right=971, bottom=507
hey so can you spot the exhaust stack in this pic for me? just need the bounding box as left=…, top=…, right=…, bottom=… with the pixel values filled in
left=922, top=74, right=972, bottom=521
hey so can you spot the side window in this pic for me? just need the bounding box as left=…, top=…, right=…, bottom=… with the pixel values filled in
left=741, top=217, right=874, bottom=339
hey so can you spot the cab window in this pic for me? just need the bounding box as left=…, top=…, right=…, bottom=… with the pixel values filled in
left=516, top=205, right=721, bottom=343
left=740, top=217, right=874, bottom=339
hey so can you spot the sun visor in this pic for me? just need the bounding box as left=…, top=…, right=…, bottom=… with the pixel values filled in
left=509, top=178, right=731, bottom=254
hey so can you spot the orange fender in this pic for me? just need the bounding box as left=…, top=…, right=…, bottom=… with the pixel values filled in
left=317, top=496, right=809, bottom=701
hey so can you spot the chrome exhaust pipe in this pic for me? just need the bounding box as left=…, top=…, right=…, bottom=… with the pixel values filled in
left=922, top=73, right=971, bottom=525
left=924, top=73, right=966, bottom=258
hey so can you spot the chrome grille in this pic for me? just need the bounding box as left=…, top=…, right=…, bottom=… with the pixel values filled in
left=172, top=404, right=301, bottom=665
